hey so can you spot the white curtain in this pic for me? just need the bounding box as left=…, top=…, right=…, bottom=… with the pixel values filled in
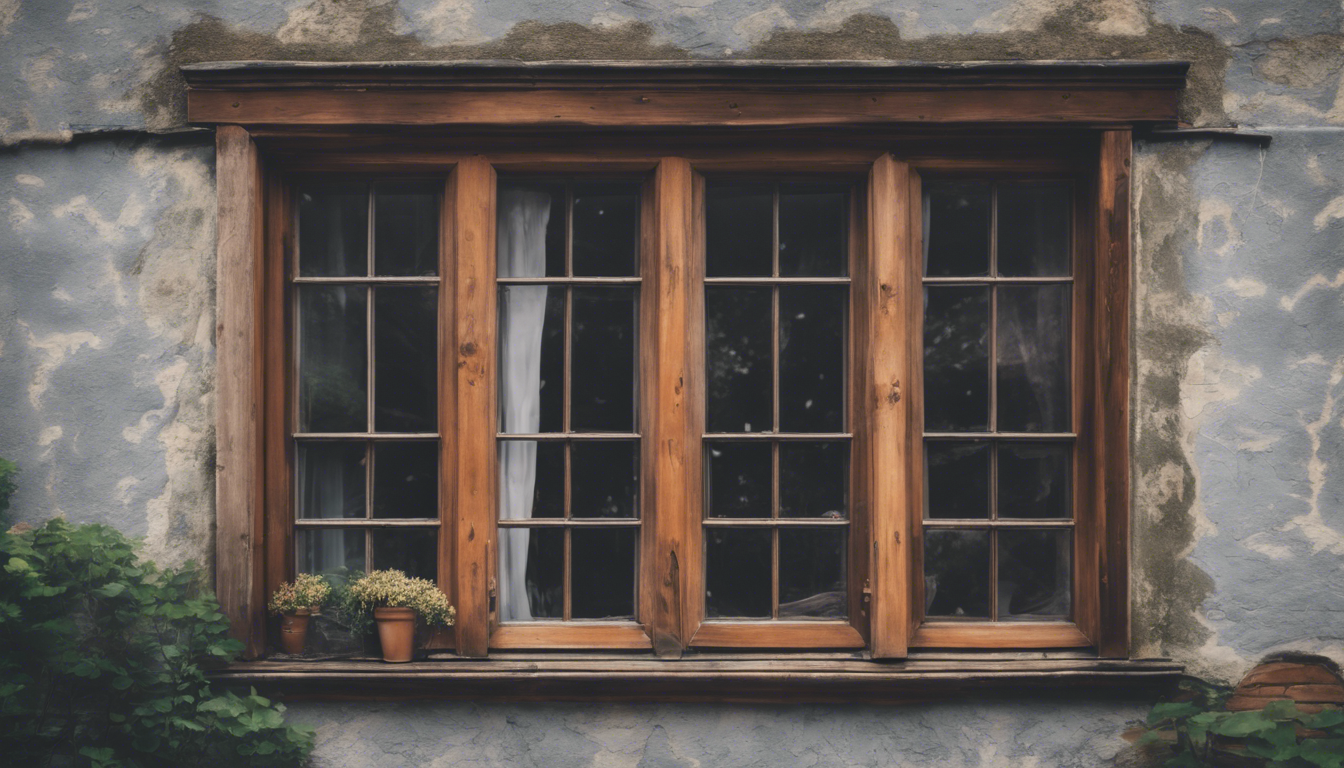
left=496, top=189, right=552, bottom=621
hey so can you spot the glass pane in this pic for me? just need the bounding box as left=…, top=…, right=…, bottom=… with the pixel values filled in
left=997, top=284, right=1070, bottom=433
left=374, top=182, right=438, bottom=276
left=706, top=183, right=773, bottom=277
left=372, top=441, right=437, bottom=519
left=571, top=441, right=639, bottom=519
left=705, top=441, right=771, bottom=519
left=372, top=528, right=438, bottom=583
left=998, top=442, right=1072, bottom=519
left=572, top=182, right=639, bottom=277
left=778, top=528, right=846, bottom=619
left=997, top=182, right=1071, bottom=277
left=923, top=286, right=989, bottom=432
left=779, top=285, right=846, bottom=433
left=706, top=528, right=771, bottom=619
left=498, top=286, right=563, bottom=434
left=298, top=285, right=367, bottom=433
left=779, top=441, right=847, bottom=519
left=297, top=528, right=364, bottom=584
left=497, top=181, right=565, bottom=278
left=924, top=440, right=989, bottom=520
left=571, top=528, right=637, bottom=619
left=571, top=287, right=637, bottom=432
left=298, top=182, right=368, bottom=277
left=499, top=527, right=563, bottom=621
left=498, top=440, right=564, bottom=521
left=374, top=286, right=437, bottom=433
left=706, top=287, right=772, bottom=433
left=923, top=181, right=990, bottom=277
left=923, top=529, right=989, bottom=618
left=998, top=529, right=1071, bottom=619
left=779, top=186, right=847, bottom=277
left=297, top=441, right=366, bottom=519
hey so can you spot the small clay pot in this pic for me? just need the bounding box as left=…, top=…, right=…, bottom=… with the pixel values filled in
left=278, top=608, right=311, bottom=655
left=374, top=606, right=417, bottom=663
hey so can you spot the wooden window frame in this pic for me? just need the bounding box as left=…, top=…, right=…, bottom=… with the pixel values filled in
left=202, top=61, right=1161, bottom=689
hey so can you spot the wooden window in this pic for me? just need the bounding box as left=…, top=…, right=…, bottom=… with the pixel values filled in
left=199, top=62, right=1161, bottom=683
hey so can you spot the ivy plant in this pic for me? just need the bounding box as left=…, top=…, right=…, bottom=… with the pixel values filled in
left=1142, top=678, right=1344, bottom=767
left=0, top=517, right=314, bottom=767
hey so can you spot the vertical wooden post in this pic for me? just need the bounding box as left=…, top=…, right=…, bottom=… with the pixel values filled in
left=1096, top=130, right=1132, bottom=659
left=215, top=125, right=266, bottom=658
left=262, top=172, right=292, bottom=631
left=429, top=174, right=459, bottom=650
left=868, top=154, right=914, bottom=659
left=644, top=157, right=700, bottom=657
left=451, top=157, right=497, bottom=658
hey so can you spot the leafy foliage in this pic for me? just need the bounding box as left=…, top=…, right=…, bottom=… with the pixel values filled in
left=0, top=518, right=314, bottom=767
left=0, top=457, right=17, bottom=526
left=337, top=569, right=455, bottom=637
left=1143, top=678, right=1344, bottom=767
left=269, top=573, right=331, bottom=615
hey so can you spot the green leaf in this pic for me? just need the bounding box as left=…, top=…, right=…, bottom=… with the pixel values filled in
left=5, top=557, right=31, bottom=573
left=111, top=676, right=134, bottom=691
left=1148, top=702, right=1202, bottom=725
left=1301, top=709, right=1344, bottom=729
left=256, top=741, right=277, bottom=756
left=1302, top=739, right=1344, bottom=768
left=1262, top=700, right=1300, bottom=720
left=1210, top=710, right=1277, bottom=737
left=94, top=582, right=126, bottom=598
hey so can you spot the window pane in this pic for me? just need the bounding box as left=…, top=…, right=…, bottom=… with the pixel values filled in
left=298, top=285, right=367, bottom=433
left=779, top=441, right=847, bottom=519
left=923, top=529, right=989, bottom=618
left=372, top=441, right=437, bottom=519
left=996, top=284, right=1070, bottom=432
left=374, top=286, right=437, bottom=433
left=998, top=529, right=1071, bottom=619
left=706, top=528, right=771, bottom=618
left=779, top=187, right=847, bottom=277
left=923, top=181, right=990, bottom=277
left=572, top=182, right=639, bottom=277
left=571, top=528, right=637, bottom=619
left=297, top=441, right=365, bottom=519
left=924, top=440, right=989, bottom=520
left=498, top=286, right=563, bottom=434
left=571, top=441, right=639, bottom=519
left=571, top=287, right=637, bottom=432
left=498, top=440, right=564, bottom=521
left=705, top=441, right=771, bottom=519
left=923, top=286, right=989, bottom=432
left=706, top=286, right=772, bottom=433
left=372, top=528, right=437, bottom=583
left=298, top=182, right=368, bottom=277
left=997, top=182, right=1071, bottom=277
left=706, top=183, right=773, bottom=277
left=998, top=442, right=1071, bottom=519
left=778, top=528, right=846, bottom=619
left=374, top=182, right=438, bottom=276
left=497, top=181, right=565, bottom=278
left=499, top=527, right=563, bottom=621
left=779, top=285, right=846, bottom=433
left=297, top=529, right=364, bottom=582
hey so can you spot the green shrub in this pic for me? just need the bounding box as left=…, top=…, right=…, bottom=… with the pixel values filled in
left=0, top=457, right=17, bottom=526
left=0, top=518, right=314, bottom=767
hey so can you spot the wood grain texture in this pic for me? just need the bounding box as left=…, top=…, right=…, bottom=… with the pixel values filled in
left=490, top=624, right=654, bottom=650
left=1072, top=157, right=1101, bottom=646
left=262, top=171, right=292, bottom=652
left=432, top=175, right=458, bottom=651
left=1095, top=130, right=1132, bottom=659
left=450, top=157, right=497, bottom=658
left=847, top=184, right=872, bottom=644
left=910, top=622, right=1093, bottom=649
left=689, top=623, right=865, bottom=649
left=215, top=125, right=267, bottom=658
left=189, top=88, right=1180, bottom=128
left=867, top=155, right=913, bottom=659
left=905, top=169, right=926, bottom=641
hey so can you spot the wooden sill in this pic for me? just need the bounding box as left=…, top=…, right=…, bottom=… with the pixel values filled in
left=211, top=654, right=1183, bottom=703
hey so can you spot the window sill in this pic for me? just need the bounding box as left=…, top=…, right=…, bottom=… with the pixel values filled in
left=212, top=654, right=1183, bottom=703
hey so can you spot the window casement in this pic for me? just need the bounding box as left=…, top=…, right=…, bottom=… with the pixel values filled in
left=197, top=61, right=1180, bottom=695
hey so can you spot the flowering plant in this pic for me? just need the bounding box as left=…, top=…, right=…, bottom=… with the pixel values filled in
left=337, top=570, right=455, bottom=636
left=268, top=573, right=331, bottom=615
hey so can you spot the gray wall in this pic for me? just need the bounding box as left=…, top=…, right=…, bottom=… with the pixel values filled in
left=2, top=1, right=1342, bottom=765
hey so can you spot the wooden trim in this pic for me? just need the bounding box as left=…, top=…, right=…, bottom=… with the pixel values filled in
left=910, top=622, right=1093, bottom=649
left=215, top=125, right=267, bottom=659
left=689, top=623, right=865, bottom=649
left=491, top=624, right=653, bottom=651
left=432, top=175, right=458, bottom=651
left=261, top=168, right=292, bottom=650
left=906, top=167, right=926, bottom=643
left=449, top=157, right=497, bottom=658
left=1095, top=130, right=1132, bottom=658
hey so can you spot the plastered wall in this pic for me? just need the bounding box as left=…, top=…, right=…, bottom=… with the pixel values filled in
left=2, top=1, right=1342, bottom=765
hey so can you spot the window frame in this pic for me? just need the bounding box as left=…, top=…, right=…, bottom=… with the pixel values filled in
left=201, top=61, right=1158, bottom=673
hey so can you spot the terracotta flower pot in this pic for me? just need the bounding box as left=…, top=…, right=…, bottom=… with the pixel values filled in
left=278, top=608, right=311, bottom=655
left=374, top=606, right=417, bottom=663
